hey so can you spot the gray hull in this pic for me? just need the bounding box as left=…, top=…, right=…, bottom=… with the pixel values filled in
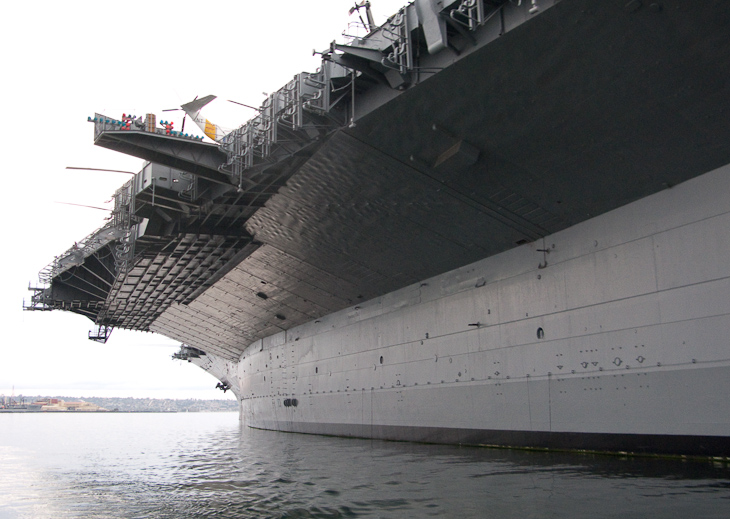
left=236, top=164, right=730, bottom=456
left=32, top=0, right=730, bottom=458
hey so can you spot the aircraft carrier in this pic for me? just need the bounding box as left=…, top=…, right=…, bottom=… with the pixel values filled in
left=27, top=0, right=730, bottom=456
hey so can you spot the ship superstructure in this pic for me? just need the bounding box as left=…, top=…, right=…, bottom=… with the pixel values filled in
left=28, top=0, right=730, bottom=456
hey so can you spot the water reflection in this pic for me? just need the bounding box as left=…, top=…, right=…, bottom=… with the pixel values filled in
left=1, top=413, right=729, bottom=519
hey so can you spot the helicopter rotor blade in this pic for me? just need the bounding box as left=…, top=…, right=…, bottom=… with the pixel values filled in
left=54, top=201, right=110, bottom=211
left=228, top=99, right=262, bottom=112
left=66, top=167, right=136, bottom=175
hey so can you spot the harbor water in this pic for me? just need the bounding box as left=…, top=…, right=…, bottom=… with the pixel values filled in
left=1, top=412, right=729, bottom=518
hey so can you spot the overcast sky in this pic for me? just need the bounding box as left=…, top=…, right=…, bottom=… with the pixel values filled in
left=0, top=0, right=406, bottom=400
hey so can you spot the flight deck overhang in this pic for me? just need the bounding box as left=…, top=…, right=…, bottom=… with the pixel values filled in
left=94, top=128, right=230, bottom=185
left=25, top=160, right=261, bottom=338
left=150, top=0, right=730, bottom=360
left=32, top=0, right=730, bottom=359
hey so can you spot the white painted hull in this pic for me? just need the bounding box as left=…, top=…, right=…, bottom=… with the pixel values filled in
left=222, top=163, right=730, bottom=455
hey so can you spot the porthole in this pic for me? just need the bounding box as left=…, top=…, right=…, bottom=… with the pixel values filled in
left=537, top=327, right=545, bottom=339
left=315, top=367, right=318, bottom=374
left=379, top=356, right=383, bottom=364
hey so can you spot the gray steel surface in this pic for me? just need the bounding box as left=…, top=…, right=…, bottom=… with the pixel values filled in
left=154, top=1, right=730, bottom=359
left=28, top=0, right=730, bottom=454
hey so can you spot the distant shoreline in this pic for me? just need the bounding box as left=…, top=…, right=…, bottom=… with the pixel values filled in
left=0, top=409, right=237, bottom=414
left=1, top=396, right=238, bottom=413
